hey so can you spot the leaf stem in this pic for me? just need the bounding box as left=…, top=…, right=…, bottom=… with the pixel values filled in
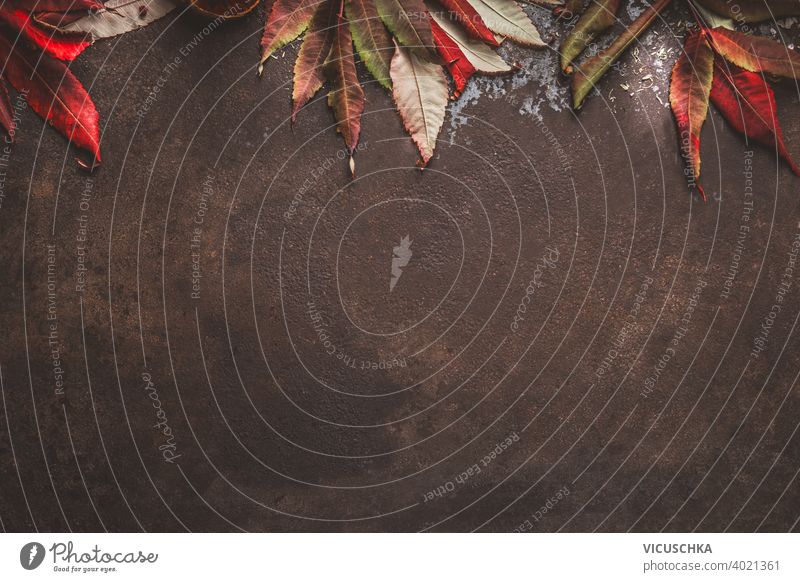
left=685, top=0, right=708, bottom=30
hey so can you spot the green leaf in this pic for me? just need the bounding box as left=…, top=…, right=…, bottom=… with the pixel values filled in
left=572, top=0, right=672, bottom=109
left=347, top=0, right=394, bottom=89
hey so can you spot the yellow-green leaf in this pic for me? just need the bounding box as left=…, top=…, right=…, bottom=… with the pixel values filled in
left=669, top=30, right=714, bottom=197
left=572, top=0, right=672, bottom=109
left=347, top=0, right=394, bottom=89
left=560, top=0, right=622, bottom=73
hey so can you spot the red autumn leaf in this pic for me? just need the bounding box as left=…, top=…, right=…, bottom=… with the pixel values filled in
left=710, top=59, right=800, bottom=176
left=669, top=30, right=714, bottom=198
left=260, top=0, right=320, bottom=67
left=326, top=14, right=365, bottom=152
left=430, top=17, right=475, bottom=98
left=438, top=0, right=498, bottom=47
left=0, top=9, right=90, bottom=61
left=291, top=0, right=338, bottom=120
left=0, top=33, right=100, bottom=166
left=0, top=75, right=14, bottom=138
left=709, top=27, right=800, bottom=79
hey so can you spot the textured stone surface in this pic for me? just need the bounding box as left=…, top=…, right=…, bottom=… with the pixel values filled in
left=0, top=5, right=799, bottom=532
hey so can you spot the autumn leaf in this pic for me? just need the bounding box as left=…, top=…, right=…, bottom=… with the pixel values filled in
left=0, top=0, right=182, bottom=166
left=560, top=0, right=621, bottom=73
left=258, top=0, right=544, bottom=161
left=467, top=0, right=545, bottom=47
left=37, top=0, right=180, bottom=41
left=431, top=11, right=510, bottom=74
left=260, top=0, right=322, bottom=69
left=438, top=0, right=498, bottom=46
left=431, top=10, right=511, bottom=96
left=326, top=14, right=365, bottom=153
left=51, top=0, right=180, bottom=39
left=376, top=0, right=436, bottom=58
left=0, top=33, right=100, bottom=167
left=708, top=27, right=800, bottom=80
left=572, top=0, right=672, bottom=109
left=669, top=30, right=714, bottom=198
left=292, top=0, right=338, bottom=119
left=390, top=42, right=448, bottom=164
left=695, top=0, right=800, bottom=23
left=710, top=59, right=800, bottom=176
left=430, top=17, right=476, bottom=97
left=0, top=9, right=90, bottom=61
left=346, top=0, right=394, bottom=89
left=9, top=0, right=795, bottom=191
left=561, top=0, right=800, bottom=194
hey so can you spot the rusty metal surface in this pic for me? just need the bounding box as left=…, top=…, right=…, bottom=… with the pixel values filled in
left=0, top=7, right=799, bottom=532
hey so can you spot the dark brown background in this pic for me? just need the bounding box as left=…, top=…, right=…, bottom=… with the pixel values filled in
left=0, top=3, right=799, bottom=532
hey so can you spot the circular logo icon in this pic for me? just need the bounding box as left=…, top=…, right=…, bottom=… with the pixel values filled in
left=19, top=542, right=45, bottom=570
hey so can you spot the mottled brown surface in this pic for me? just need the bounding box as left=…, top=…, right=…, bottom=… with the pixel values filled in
left=0, top=5, right=799, bottom=532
